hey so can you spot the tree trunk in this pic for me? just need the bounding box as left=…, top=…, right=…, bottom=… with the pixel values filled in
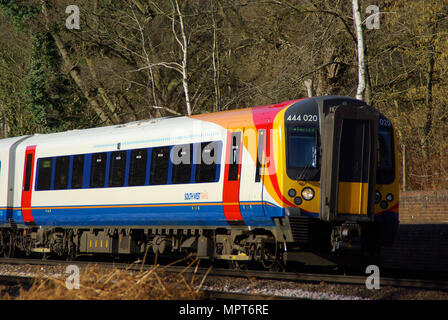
left=304, top=79, right=313, bottom=97
left=41, top=1, right=111, bottom=124
left=174, top=0, right=192, bottom=116
left=422, top=43, right=435, bottom=157
left=85, top=57, right=121, bottom=124
left=352, top=0, right=371, bottom=104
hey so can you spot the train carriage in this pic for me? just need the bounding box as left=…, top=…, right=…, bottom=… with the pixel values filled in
left=0, top=96, right=399, bottom=267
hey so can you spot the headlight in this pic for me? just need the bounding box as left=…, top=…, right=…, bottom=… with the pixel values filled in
left=301, top=187, right=314, bottom=201
left=386, top=193, right=394, bottom=202
left=375, top=191, right=381, bottom=204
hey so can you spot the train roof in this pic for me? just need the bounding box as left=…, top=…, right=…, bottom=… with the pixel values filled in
left=19, top=116, right=224, bottom=155
left=15, top=98, right=305, bottom=152
left=6, top=96, right=386, bottom=155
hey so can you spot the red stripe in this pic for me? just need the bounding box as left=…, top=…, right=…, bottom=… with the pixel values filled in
left=264, top=127, right=295, bottom=207
left=222, top=131, right=243, bottom=222
left=376, top=202, right=399, bottom=216
left=21, top=145, right=36, bottom=223
left=251, top=101, right=300, bottom=207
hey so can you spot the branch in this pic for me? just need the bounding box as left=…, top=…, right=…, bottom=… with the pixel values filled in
left=297, top=61, right=346, bottom=80
left=126, top=62, right=183, bottom=74
left=147, top=105, right=182, bottom=116
left=269, top=0, right=357, bottom=44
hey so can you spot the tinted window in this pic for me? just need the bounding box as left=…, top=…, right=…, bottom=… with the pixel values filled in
left=71, top=155, right=84, bottom=189
left=171, top=144, right=192, bottom=184
left=255, top=130, right=265, bottom=183
left=196, top=142, right=218, bottom=183
left=228, top=132, right=241, bottom=181
left=109, top=151, right=126, bottom=187
left=24, top=154, right=33, bottom=191
left=339, top=120, right=370, bottom=183
left=90, top=153, right=107, bottom=188
left=286, top=126, right=320, bottom=181
left=128, top=149, right=148, bottom=186
left=377, top=126, right=395, bottom=184
left=287, top=127, right=318, bottom=168
left=37, top=157, right=53, bottom=190
left=54, top=156, right=70, bottom=190
left=150, top=147, right=170, bottom=185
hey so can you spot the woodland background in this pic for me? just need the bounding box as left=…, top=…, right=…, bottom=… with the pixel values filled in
left=0, top=0, right=447, bottom=191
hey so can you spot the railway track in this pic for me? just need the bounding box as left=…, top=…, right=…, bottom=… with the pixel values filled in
left=1, top=257, right=448, bottom=294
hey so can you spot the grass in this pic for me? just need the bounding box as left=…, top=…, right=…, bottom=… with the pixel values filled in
left=4, top=255, right=211, bottom=300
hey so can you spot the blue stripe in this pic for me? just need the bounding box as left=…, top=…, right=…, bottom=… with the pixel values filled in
left=2, top=201, right=285, bottom=228
left=50, top=158, right=56, bottom=190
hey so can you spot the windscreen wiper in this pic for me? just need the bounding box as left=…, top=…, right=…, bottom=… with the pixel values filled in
left=296, top=146, right=317, bottom=181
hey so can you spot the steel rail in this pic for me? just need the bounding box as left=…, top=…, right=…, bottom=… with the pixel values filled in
left=1, top=257, right=448, bottom=292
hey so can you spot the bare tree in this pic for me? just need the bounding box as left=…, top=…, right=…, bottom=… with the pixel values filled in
left=128, top=0, right=192, bottom=116
left=172, top=0, right=192, bottom=115
left=211, top=4, right=221, bottom=112
left=304, top=79, right=313, bottom=97
left=352, top=0, right=370, bottom=103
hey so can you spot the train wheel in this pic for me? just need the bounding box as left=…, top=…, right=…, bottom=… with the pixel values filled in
left=3, top=232, right=15, bottom=258
left=268, top=260, right=285, bottom=272
left=260, top=241, right=281, bottom=271
left=228, top=260, right=241, bottom=270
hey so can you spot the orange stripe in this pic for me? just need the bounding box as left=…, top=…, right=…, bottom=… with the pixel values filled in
left=16, top=201, right=277, bottom=211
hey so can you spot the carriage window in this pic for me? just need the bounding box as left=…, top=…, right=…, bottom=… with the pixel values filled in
left=54, top=156, right=70, bottom=190
left=24, top=154, right=33, bottom=191
left=128, top=149, right=148, bottom=186
left=109, top=151, right=126, bottom=187
left=150, top=146, right=170, bottom=185
left=228, top=132, right=241, bottom=181
left=90, top=152, right=107, bottom=188
left=71, top=155, right=84, bottom=189
left=171, top=144, right=192, bottom=184
left=196, top=142, right=219, bottom=183
left=255, top=130, right=265, bottom=183
left=339, top=120, right=371, bottom=183
left=377, top=126, right=395, bottom=184
left=37, top=157, right=53, bottom=190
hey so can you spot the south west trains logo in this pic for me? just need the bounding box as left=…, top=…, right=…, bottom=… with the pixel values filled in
left=184, top=192, right=208, bottom=201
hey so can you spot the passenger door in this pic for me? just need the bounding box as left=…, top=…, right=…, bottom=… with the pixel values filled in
left=21, top=146, right=36, bottom=226
left=222, top=130, right=244, bottom=225
left=337, top=119, right=372, bottom=215
left=239, top=128, right=266, bottom=219
left=320, top=106, right=378, bottom=222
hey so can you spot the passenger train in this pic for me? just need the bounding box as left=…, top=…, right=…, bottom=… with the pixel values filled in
left=0, top=96, right=399, bottom=267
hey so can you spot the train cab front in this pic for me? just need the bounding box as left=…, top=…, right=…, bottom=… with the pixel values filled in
left=279, top=96, right=399, bottom=260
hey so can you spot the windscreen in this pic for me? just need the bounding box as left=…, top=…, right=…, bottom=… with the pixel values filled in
left=286, top=126, right=320, bottom=181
